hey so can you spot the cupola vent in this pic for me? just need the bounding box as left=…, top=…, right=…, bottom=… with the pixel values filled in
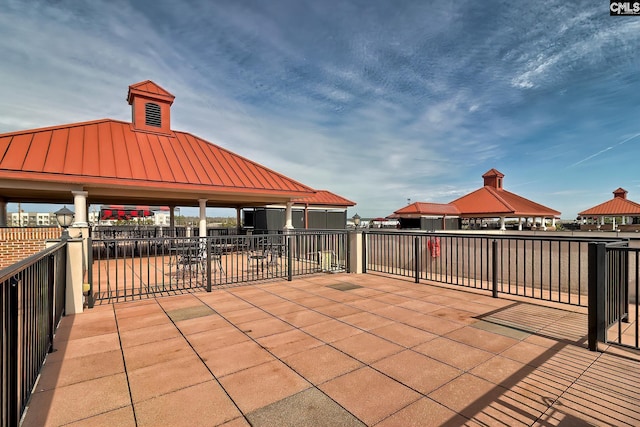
left=145, top=103, right=162, bottom=127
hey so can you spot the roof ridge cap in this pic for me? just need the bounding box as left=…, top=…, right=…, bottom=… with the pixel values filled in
left=0, top=118, right=126, bottom=137
left=500, top=188, right=561, bottom=215
left=485, top=186, right=515, bottom=211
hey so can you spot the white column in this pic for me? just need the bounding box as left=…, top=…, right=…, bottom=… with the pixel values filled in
left=198, top=199, right=207, bottom=237
left=72, top=190, right=88, bottom=227
left=499, top=216, right=506, bottom=231
left=518, top=217, right=523, bottom=231
left=622, top=216, right=627, bottom=225
left=541, top=217, right=547, bottom=231
left=552, top=217, right=556, bottom=228
left=284, top=201, right=293, bottom=230
left=349, top=231, right=363, bottom=273
left=612, top=217, right=616, bottom=230
left=0, top=199, right=6, bottom=227
left=64, top=239, right=85, bottom=314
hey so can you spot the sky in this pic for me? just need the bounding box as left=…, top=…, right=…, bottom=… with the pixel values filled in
left=1, top=0, right=640, bottom=220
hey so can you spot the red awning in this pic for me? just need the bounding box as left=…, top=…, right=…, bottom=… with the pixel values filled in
left=99, top=205, right=170, bottom=220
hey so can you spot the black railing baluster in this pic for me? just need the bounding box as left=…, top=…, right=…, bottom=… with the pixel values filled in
left=2, top=242, right=67, bottom=426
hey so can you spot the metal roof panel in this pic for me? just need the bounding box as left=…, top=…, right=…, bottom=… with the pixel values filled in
left=295, top=190, right=356, bottom=206
left=1, top=133, right=31, bottom=170
left=64, top=126, right=85, bottom=175
left=22, top=131, right=51, bottom=172
left=43, top=128, right=68, bottom=174
left=81, top=125, right=100, bottom=176
left=97, top=122, right=117, bottom=177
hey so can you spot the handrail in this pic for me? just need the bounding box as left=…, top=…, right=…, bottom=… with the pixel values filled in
left=0, top=240, right=65, bottom=283
left=364, top=229, right=628, bottom=243
left=2, top=240, right=67, bottom=427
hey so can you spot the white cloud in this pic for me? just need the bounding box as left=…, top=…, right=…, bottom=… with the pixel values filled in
left=2, top=0, right=640, bottom=219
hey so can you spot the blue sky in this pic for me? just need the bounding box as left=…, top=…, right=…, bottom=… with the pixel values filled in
left=1, top=0, right=639, bottom=219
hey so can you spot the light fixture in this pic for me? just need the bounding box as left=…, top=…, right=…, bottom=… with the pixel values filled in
left=352, top=213, right=361, bottom=228
left=54, top=206, right=75, bottom=239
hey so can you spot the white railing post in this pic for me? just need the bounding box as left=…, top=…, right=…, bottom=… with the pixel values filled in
left=66, top=238, right=85, bottom=314
left=349, top=230, right=363, bottom=274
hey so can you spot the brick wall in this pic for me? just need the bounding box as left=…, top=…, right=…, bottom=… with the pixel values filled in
left=0, top=227, right=62, bottom=270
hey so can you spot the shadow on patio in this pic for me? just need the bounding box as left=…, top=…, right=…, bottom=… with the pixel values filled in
left=21, top=273, right=640, bottom=427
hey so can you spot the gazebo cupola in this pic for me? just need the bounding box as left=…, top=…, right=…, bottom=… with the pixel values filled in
left=127, top=80, right=175, bottom=135
left=482, top=168, right=505, bottom=190
left=613, top=188, right=628, bottom=199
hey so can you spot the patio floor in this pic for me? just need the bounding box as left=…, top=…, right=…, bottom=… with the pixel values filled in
left=21, top=273, right=640, bottom=427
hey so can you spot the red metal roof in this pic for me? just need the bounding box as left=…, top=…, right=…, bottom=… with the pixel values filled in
left=448, top=169, right=560, bottom=217
left=393, top=169, right=560, bottom=218
left=0, top=81, right=318, bottom=207
left=294, top=190, right=355, bottom=207
left=482, top=168, right=504, bottom=179
left=127, top=80, right=175, bottom=104
left=394, top=202, right=460, bottom=216
left=451, top=186, right=560, bottom=217
left=0, top=119, right=313, bottom=196
left=578, top=188, right=640, bottom=216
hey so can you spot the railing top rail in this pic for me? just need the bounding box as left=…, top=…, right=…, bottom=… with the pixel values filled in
left=364, top=229, right=627, bottom=243
left=604, top=240, right=631, bottom=248
left=93, top=230, right=348, bottom=241
left=284, top=228, right=349, bottom=234
left=0, top=240, right=66, bottom=283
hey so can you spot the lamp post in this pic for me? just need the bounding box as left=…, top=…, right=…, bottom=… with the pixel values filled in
left=352, top=213, right=361, bottom=229
left=54, top=206, right=75, bottom=239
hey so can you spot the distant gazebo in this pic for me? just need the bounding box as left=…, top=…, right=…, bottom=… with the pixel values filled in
left=393, top=169, right=561, bottom=231
left=578, top=188, right=640, bottom=231
left=392, top=202, right=461, bottom=230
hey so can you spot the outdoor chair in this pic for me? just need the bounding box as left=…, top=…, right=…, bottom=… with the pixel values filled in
left=318, top=250, right=338, bottom=272
left=176, top=244, right=206, bottom=279
left=182, top=241, right=228, bottom=278
left=247, top=237, right=268, bottom=273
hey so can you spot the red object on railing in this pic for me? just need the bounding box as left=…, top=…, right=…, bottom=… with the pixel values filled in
left=427, top=237, right=440, bottom=258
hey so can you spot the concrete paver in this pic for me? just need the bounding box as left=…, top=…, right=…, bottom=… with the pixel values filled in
left=21, top=273, right=640, bottom=426
left=319, top=366, right=421, bottom=426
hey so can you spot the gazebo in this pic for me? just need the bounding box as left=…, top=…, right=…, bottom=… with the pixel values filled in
left=393, top=169, right=561, bottom=231
left=578, top=188, right=640, bottom=231
left=243, top=189, right=356, bottom=231
left=393, top=202, right=460, bottom=230
left=0, top=80, right=330, bottom=236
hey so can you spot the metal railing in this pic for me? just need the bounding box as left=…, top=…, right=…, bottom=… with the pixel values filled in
left=89, top=231, right=349, bottom=303
left=364, top=231, right=626, bottom=307
left=91, top=225, right=240, bottom=239
left=588, top=241, right=639, bottom=350
left=1, top=241, right=66, bottom=427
